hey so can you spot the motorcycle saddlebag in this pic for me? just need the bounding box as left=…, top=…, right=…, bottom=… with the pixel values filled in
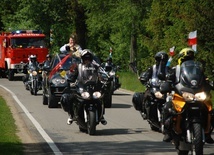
left=132, top=92, right=144, bottom=111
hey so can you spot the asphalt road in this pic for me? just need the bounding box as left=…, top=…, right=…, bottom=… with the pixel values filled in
left=0, top=75, right=214, bottom=155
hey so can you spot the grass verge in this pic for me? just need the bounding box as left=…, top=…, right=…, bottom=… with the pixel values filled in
left=118, top=71, right=145, bottom=92
left=0, top=96, right=23, bottom=155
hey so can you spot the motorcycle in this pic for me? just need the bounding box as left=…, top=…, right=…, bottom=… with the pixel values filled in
left=160, top=60, right=214, bottom=155
left=64, top=67, right=110, bottom=135
left=132, top=73, right=166, bottom=132
left=103, top=65, right=121, bottom=94
left=26, top=64, right=42, bottom=95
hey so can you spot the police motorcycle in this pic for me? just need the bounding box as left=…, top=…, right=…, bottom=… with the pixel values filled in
left=61, top=62, right=111, bottom=135
left=160, top=60, right=214, bottom=155
left=26, top=63, right=43, bottom=95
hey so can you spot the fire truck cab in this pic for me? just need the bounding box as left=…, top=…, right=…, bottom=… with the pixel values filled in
left=0, top=30, right=48, bottom=81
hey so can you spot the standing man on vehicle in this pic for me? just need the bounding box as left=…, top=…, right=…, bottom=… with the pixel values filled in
left=60, top=33, right=82, bottom=57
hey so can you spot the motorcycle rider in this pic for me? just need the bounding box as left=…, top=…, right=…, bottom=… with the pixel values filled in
left=22, top=55, right=42, bottom=87
left=43, top=54, right=51, bottom=67
left=42, top=54, right=52, bottom=88
left=61, top=49, right=107, bottom=125
left=138, top=51, right=169, bottom=116
left=104, top=57, right=114, bottom=68
left=162, top=47, right=214, bottom=143
left=60, top=33, right=82, bottom=57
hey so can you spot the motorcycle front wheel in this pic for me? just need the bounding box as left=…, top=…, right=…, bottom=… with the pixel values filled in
left=192, top=123, right=203, bottom=155
left=87, top=110, right=96, bottom=135
left=33, top=80, right=38, bottom=95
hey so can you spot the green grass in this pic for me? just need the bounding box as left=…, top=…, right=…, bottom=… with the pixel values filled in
left=0, top=96, right=23, bottom=155
left=118, top=71, right=145, bottom=92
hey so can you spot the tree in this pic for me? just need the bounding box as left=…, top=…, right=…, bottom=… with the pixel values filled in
left=143, top=0, right=214, bottom=74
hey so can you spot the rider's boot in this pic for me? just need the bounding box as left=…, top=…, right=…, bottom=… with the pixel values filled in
left=67, top=115, right=73, bottom=125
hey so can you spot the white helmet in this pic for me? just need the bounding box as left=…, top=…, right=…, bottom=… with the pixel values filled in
left=30, top=55, right=37, bottom=62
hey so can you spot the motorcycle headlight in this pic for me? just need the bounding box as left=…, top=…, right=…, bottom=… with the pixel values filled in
left=182, top=92, right=195, bottom=101
left=195, top=92, right=207, bottom=101
left=109, top=71, right=115, bottom=76
left=182, top=92, right=207, bottom=102
left=154, top=91, right=163, bottom=99
left=93, top=92, right=101, bottom=99
left=81, top=92, right=90, bottom=99
left=52, top=78, right=66, bottom=85
left=32, top=71, right=37, bottom=76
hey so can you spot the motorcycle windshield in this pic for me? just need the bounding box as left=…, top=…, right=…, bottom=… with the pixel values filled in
left=78, top=64, right=99, bottom=85
left=180, top=60, right=204, bottom=88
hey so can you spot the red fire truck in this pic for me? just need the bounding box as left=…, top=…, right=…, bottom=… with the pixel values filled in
left=0, top=30, right=48, bottom=80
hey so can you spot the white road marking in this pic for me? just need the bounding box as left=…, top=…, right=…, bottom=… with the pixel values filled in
left=0, top=85, right=63, bottom=155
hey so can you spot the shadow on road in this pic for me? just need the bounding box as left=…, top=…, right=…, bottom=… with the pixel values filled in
left=1, top=134, right=214, bottom=155
left=113, top=93, right=132, bottom=96
left=5, top=140, right=194, bottom=155
left=111, top=103, right=132, bottom=108
left=95, top=128, right=149, bottom=136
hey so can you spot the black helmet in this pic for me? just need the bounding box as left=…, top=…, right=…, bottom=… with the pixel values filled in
left=155, top=51, right=168, bottom=65
left=81, top=49, right=93, bottom=62
left=178, top=48, right=195, bottom=65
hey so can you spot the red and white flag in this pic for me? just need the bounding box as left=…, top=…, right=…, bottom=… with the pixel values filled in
left=166, top=46, right=175, bottom=67
left=169, top=46, right=175, bottom=57
left=188, top=30, right=197, bottom=51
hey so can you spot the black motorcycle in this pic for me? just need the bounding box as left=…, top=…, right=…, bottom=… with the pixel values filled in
left=102, top=64, right=121, bottom=94
left=63, top=67, right=110, bottom=135
left=133, top=75, right=166, bottom=132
